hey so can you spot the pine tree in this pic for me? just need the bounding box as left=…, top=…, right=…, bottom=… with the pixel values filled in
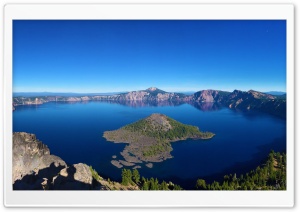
left=149, top=177, right=158, bottom=190
left=121, top=169, right=129, bottom=186
left=195, top=179, right=207, bottom=190
left=132, top=169, right=140, bottom=184
left=121, top=168, right=133, bottom=186
left=160, top=181, right=168, bottom=190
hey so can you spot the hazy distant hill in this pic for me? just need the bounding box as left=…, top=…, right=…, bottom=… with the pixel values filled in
left=264, top=91, right=286, bottom=96
left=13, top=92, right=122, bottom=97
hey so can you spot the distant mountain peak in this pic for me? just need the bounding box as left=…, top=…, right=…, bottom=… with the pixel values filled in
left=233, top=89, right=242, bottom=92
left=146, top=87, right=159, bottom=91
left=144, top=87, right=167, bottom=94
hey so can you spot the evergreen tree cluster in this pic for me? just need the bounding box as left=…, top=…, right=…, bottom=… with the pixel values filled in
left=141, top=141, right=172, bottom=157
left=140, top=177, right=182, bottom=190
left=89, top=166, right=102, bottom=181
left=121, top=168, right=140, bottom=186
left=121, top=168, right=182, bottom=190
left=195, top=151, right=286, bottom=190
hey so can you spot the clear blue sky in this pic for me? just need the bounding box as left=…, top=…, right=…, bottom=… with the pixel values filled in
left=13, top=20, right=286, bottom=93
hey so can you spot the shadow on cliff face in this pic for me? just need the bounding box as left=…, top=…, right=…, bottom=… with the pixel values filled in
left=13, top=163, right=65, bottom=190
left=13, top=162, right=102, bottom=190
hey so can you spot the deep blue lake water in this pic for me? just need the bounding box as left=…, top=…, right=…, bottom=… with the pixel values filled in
left=13, top=101, right=286, bottom=189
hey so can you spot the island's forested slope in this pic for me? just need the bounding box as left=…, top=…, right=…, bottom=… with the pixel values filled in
left=122, top=114, right=214, bottom=141
left=104, top=114, right=215, bottom=165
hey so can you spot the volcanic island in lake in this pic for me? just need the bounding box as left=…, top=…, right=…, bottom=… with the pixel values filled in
left=103, top=113, right=215, bottom=169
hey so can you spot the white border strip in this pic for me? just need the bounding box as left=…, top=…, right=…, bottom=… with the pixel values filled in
left=4, top=4, right=293, bottom=20
left=4, top=4, right=294, bottom=207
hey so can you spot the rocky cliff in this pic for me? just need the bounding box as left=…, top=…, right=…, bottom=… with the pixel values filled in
left=13, top=132, right=66, bottom=184
left=12, top=132, right=137, bottom=190
left=223, top=90, right=286, bottom=118
left=191, top=89, right=286, bottom=118
left=114, top=87, right=190, bottom=102
left=192, top=90, right=230, bottom=102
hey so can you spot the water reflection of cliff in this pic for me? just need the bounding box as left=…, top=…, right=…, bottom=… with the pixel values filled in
left=63, top=101, right=90, bottom=105
left=103, top=100, right=223, bottom=112
left=190, top=102, right=223, bottom=112
left=104, top=100, right=186, bottom=108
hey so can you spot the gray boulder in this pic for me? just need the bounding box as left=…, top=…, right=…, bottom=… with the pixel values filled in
left=52, top=163, right=93, bottom=190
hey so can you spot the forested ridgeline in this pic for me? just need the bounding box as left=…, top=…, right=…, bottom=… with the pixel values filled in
left=195, top=151, right=286, bottom=190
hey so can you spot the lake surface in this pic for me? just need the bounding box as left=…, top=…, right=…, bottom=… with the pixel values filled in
left=13, top=101, right=286, bottom=189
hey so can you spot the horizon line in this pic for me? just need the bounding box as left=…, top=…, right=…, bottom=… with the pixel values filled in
left=13, top=88, right=287, bottom=94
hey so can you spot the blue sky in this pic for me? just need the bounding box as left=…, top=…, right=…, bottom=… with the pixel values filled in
left=13, top=20, right=286, bottom=93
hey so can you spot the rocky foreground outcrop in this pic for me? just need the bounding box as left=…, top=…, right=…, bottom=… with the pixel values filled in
left=13, top=132, right=66, bottom=183
left=13, top=132, right=135, bottom=190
